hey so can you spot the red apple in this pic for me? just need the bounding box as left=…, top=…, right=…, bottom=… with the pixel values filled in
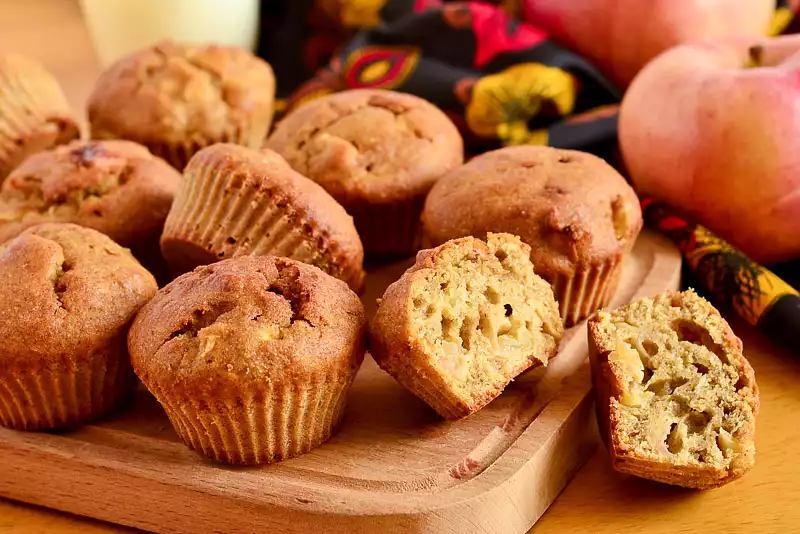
left=619, top=34, right=800, bottom=264
left=522, top=0, right=775, bottom=88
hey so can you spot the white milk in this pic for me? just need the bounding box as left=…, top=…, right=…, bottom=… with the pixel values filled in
left=79, top=0, right=260, bottom=66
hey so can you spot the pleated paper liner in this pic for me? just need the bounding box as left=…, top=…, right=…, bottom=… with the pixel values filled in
left=160, top=153, right=364, bottom=292
left=0, top=346, right=131, bottom=430
left=550, top=256, right=623, bottom=326
left=348, top=192, right=426, bottom=260
left=0, top=60, right=79, bottom=178
left=149, top=371, right=354, bottom=465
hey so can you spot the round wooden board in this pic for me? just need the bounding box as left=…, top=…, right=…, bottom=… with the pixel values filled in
left=0, top=230, right=681, bottom=534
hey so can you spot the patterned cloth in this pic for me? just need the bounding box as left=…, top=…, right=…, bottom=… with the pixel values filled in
left=257, top=1, right=800, bottom=348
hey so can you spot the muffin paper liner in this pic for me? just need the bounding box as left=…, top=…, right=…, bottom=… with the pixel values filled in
left=150, top=369, right=354, bottom=464
left=0, top=346, right=130, bottom=430
left=161, top=153, right=364, bottom=291
left=550, top=256, right=622, bottom=327
left=349, top=193, right=426, bottom=259
left=0, top=64, right=79, bottom=178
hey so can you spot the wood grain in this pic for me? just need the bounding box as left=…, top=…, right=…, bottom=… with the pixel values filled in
left=0, top=2, right=797, bottom=534
left=0, top=231, right=680, bottom=534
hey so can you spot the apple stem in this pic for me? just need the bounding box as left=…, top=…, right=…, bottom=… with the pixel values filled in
left=747, top=45, right=763, bottom=68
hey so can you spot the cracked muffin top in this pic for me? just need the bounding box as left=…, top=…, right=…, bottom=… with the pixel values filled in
left=0, top=223, right=157, bottom=364
left=87, top=40, right=275, bottom=155
left=128, top=255, right=366, bottom=396
left=422, top=146, right=643, bottom=277
left=0, top=140, right=181, bottom=246
left=266, top=89, right=463, bottom=205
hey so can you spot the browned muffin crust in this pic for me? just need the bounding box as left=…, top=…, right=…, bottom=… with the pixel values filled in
left=423, top=146, right=642, bottom=278
left=0, top=54, right=80, bottom=181
left=0, top=140, right=181, bottom=246
left=128, top=255, right=366, bottom=464
left=0, top=223, right=157, bottom=429
left=160, top=144, right=365, bottom=292
left=589, top=290, right=758, bottom=489
left=370, top=233, right=563, bottom=419
left=266, top=89, right=463, bottom=256
left=87, top=40, right=275, bottom=169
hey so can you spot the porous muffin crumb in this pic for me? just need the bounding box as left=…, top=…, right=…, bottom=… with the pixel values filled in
left=128, top=255, right=366, bottom=465
left=371, top=233, right=563, bottom=419
left=589, top=289, right=758, bottom=489
left=0, top=54, right=80, bottom=181
left=267, top=89, right=463, bottom=257
left=88, top=40, right=275, bottom=170
left=0, top=223, right=157, bottom=430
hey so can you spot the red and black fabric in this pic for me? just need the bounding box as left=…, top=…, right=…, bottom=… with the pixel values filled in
left=259, top=1, right=622, bottom=158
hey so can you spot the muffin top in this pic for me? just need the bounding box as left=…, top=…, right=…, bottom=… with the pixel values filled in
left=422, top=146, right=642, bottom=277
left=0, top=53, right=80, bottom=180
left=162, top=144, right=365, bottom=291
left=87, top=41, right=275, bottom=147
left=0, top=223, right=157, bottom=365
left=0, top=140, right=182, bottom=246
left=266, top=89, right=463, bottom=204
left=129, top=256, right=366, bottom=396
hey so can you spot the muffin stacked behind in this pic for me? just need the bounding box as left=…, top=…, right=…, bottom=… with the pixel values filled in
left=161, top=144, right=365, bottom=292
left=0, top=54, right=80, bottom=181
left=128, top=256, right=366, bottom=464
left=267, top=89, right=464, bottom=257
left=0, top=223, right=157, bottom=430
left=422, top=146, right=643, bottom=325
left=88, top=40, right=275, bottom=170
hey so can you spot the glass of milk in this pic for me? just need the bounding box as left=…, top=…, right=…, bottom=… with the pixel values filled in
left=79, top=0, right=260, bottom=66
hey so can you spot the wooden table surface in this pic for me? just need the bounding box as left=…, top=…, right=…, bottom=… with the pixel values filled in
left=0, top=1, right=797, bottom=533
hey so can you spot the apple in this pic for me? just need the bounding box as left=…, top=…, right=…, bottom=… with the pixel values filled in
left=522, top=0, right=775, bottom=88
left=619, top=34, right=800, bottom=264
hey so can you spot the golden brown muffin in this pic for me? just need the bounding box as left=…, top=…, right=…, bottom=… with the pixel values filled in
left=0, top=223, right=157, bottom=430
left=0, top=140, right=181, bottom=282
left=588, top=289, right=758, bottom=489
left=370, top=233, right=563, bottom=419
left=87, top=40, right=275, bottom=170
left=161, top=144, right=365, bottom=292
left=266, top=89, right=463, bottom=257
left=422, top=146, right=642, bottom=326
left=128, top=255, right=366, bottom=465
left=0, top=54, right=80, bottom=181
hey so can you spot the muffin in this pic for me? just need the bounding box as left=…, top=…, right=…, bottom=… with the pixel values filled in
left=0, top=223, right=157, bottom=430
left=0, top=54, right=80, bottom=181
left=128, top=255, right=366, bottom=465
left=160, top=144, right=365, bottom=292
left=87, top=40, right=276, bottom=170
left=422, top=146, right=642, bottom=325
left=266, top=89, right=463, bottom=257
left=588, top=289, right=758, bottom=489
left=370, top=233, right=563, bottom=419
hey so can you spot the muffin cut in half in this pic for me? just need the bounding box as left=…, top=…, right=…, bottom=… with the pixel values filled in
left=128, top=255, right=366, bottom=465
left=0, top=54, right=80, bottom=181
left=589, top=289, right=759, bottom=489
left=370, top=233, right=564, bottom=419
left=160, top=144, right=365, bottom=292
left=0, top=223, right=157, bottom=430
left=88, top=40, right=275, bottom=170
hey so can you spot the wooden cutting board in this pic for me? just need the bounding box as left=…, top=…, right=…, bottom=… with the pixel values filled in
left=0, top=230, right=680, bottom=534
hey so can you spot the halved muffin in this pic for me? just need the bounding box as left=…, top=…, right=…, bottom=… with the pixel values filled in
left=370, top=233, right=564, bottom=419
left=589, top=289, right=759, bottom=489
